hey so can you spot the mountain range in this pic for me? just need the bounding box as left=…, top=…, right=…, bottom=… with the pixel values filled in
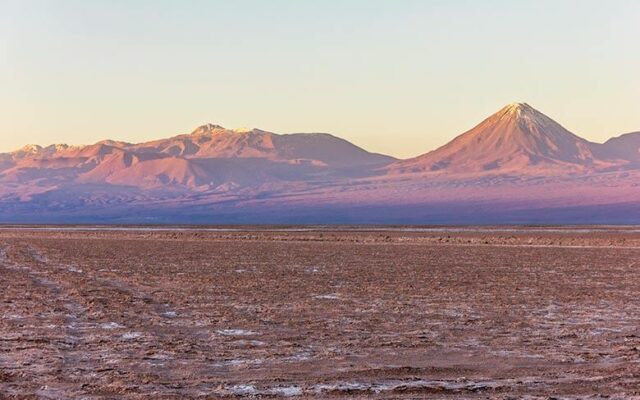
left=1, top=103, right=639, bottom=224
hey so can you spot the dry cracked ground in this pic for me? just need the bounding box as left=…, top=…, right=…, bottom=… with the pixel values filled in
left=1, top=227, right=640, bottom=399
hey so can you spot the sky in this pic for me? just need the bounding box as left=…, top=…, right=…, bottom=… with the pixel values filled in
left=1, top=0, right=639, bottom=158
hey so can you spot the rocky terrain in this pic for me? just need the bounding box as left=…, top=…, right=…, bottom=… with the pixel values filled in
left=1, top=227, right=640, bottom=398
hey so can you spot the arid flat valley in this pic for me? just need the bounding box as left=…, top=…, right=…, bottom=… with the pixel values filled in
left=1, top=227, right=640, bottom=399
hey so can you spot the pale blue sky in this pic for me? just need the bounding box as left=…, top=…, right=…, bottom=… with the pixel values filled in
left=1, top=0, right=639, bottom=158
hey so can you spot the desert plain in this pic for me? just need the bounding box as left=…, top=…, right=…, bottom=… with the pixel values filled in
left=1, top=226, right=640, bottom=399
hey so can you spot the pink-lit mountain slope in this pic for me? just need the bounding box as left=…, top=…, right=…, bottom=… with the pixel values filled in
left=596, top=132, right=640, bottom=166
left=132, top=124, right=393, bottom=168
left=0, top=125, right=395, bottom=190
left=387, top=103, right=630, bottom=175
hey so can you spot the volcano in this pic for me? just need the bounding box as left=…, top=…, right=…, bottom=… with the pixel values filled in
left=387, top=103, right=608, bottom=175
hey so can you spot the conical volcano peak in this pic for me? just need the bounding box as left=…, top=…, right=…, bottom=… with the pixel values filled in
left=502, top=102, right=532, bottom=112
left=499, top=102, right=542, bottom=119
left=492, top=102, right=557, bottom=131
left=388, top=102, right=598, bottom=174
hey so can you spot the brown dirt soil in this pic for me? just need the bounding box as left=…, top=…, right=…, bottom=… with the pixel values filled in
left=1, top=227, right=640, bottom=399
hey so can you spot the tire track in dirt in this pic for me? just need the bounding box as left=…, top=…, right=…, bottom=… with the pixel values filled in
left=0, top=243, right=91, bottom=398
left=1, top=243, right=195, bottom=397
left=18, top=243, right=214, bottom=397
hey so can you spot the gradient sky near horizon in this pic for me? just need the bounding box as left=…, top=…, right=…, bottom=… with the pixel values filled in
left=1, top=1, right=639, bottom=158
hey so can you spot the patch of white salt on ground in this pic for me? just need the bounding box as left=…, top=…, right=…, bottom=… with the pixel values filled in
left=217, top=329, right=258, bottom=336
left=120, top=332, right=143, bottom=340
left=161, top=311, right=177, bottom=318
left=2, top=314, right=24, bottom=320
left=212, top=358, right=264, bottom=368
left=100, top=322, right=124, bottom=330
left=224, top=384, right=302, bottom=397
left=229, top=384, right=258, bottom=396
left=266, top=386, right=303, bottom=397
left=312, top=379, right=505, bottom=394
left=313, top=294, right=340, bottom=300
left=232, top=339, right=267, bottom=347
